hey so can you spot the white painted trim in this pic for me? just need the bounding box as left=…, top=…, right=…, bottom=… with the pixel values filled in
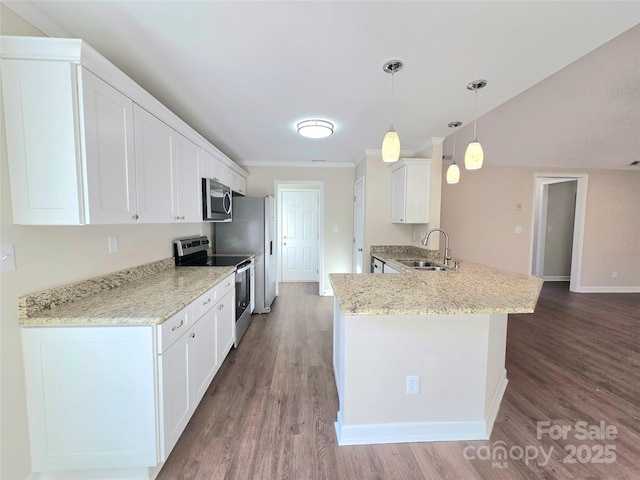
left=274, top=181, right=325, bottom=296
left=531, top=174, right=588, bottom=293
left=322, top=288, right=334, bottom=297
left=335, top=416, right=488, bottom=446
left=573, top=286, right=640, bottom=293
left=543, top=276, right=571, bottom=281
left=484, top=372, right=508, bottom=438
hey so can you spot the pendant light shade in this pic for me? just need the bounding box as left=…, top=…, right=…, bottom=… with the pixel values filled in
left=446, top=121, right=462, bottom=184
left=381, top=59, right=403, bottom=163
left=382, top=124, right=401, bottom=162
left=464, top=80, right=487, bottom=170
left=464, top=140, right=484, bottom=170
left=446, top=163, right=460, bottom=184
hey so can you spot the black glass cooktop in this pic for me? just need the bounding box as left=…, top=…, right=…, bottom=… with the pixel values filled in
left=178, top=254, right=250, bottom=267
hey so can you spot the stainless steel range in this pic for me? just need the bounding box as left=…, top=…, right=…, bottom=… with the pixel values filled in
left=174, top=236, right=254, bottom=347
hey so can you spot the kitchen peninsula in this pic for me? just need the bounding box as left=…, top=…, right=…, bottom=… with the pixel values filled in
left=329, top=246, right=543, bottom=446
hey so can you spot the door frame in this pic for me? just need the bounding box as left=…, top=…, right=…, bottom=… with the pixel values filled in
left=274, top=181, right=324, bottom=296
left=353, top=176, right=365, bottom=273
left=530, top=173, right=588, bottom=292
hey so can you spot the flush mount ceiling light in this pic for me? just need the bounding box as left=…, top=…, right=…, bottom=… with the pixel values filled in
left=465, top=79, right=487, bottom=170
left=381, top=59, right=403, bottom=163
left=446, top=121, right=462, bottom=184
left=297, top=119, right=334, bottom=139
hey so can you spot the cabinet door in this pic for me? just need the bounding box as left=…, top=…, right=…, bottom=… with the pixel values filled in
left=231, top=171, right=246, bottom=195
left=391, top=167, right=407, bottom=223
left=21, top=326, right=157, bottom=470
left=383, top=263, right=402, bottom=274
left=191, top=311, right=218, bottom=405
left=81, top=68, right=137, bottom=224
left=1, top=59, right=83, bottom=224
left=159, top=333, right=192, bottom=461
left=134, top=105, right=178, bottom=223
left=216, top=289, right=235, bottom=366
left=175, top=134, right=201, bottom=222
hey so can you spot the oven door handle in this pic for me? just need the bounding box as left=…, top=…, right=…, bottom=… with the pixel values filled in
left=237, top=263, right=252, bottom=274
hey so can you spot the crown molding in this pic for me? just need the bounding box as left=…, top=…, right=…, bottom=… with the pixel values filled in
left=238, top=160, right=355, bottom=169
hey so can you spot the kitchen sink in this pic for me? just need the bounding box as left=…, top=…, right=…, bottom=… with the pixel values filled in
left=396, top=259, right=437, bottom=267
left=395, top=259, right=452, bottom=272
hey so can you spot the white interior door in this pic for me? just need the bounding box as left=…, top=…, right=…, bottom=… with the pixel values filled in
left=281, top=190, right=319, bottom=282
left=353, top=177, right=365, bottom=273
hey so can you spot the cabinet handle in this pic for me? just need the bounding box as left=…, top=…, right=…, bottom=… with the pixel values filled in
left=132, top=214, right=139, bottom=220
left=175, top=216, right=180, bottom=220
left=218, top=304, right=224, bottom=310
left=189, top=332, right=195, bottom=338
left=171, top=320, right=184, bottom=331
left=181, top=216, right=185, bottom=220
left=202, top=298, right=211, bottom=305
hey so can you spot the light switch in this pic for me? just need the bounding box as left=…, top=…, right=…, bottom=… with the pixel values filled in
left=1, top=244, right=16, bottom=272
left=515, top=226, right=523, bottom=234
left=333, top=225, right=339, bottom=233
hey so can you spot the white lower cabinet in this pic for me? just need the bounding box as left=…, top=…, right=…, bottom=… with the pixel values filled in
left=21, top=273, right=235, bottom=479
left=383, top=263, right=402, bottom=274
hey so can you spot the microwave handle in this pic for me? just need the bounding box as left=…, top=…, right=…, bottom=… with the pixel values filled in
left=270, top=240, right=273, bottom=255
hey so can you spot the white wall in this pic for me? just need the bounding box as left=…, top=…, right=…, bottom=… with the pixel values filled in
left=242, top=165, right=355, bottom=294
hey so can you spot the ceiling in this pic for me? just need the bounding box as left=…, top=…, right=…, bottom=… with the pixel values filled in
left=4, top=1, right=640, bottom=168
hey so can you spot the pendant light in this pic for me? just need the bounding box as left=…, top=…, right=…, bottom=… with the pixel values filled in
left=381, top=59, right=403, bottom=163
left=446, top=121, right=461, bottom=184
left=465, top=79, right=487, bottom=170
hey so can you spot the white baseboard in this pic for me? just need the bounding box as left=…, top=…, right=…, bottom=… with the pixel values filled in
left=334, top=415, right=488, bottom=446
left=574, top=286, right=640, bottom=293
left=321, top=288, right=334, bottom=297
left=484, top=373, right=508, bottom=438
left=542, top=276, right=570, bottom=281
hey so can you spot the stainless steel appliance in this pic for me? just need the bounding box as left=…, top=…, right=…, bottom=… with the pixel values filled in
left=214, top=195, right=277, bottom=313
left=202, top=178, right=232, bottom=222
left=174, top=236, right=254, bottom=346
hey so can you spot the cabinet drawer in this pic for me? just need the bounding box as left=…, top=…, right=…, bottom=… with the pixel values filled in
left=193, top=274, right=235, bottom=322
left=158, top=306, right=191, bottom=353
left=192, top=287, right=218, bottom=322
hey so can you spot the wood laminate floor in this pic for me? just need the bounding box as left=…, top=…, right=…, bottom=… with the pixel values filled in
left=157, top=281, right=640, bottom=480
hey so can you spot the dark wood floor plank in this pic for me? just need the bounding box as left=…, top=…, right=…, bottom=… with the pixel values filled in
left=157, top=281, right=640, bottom=480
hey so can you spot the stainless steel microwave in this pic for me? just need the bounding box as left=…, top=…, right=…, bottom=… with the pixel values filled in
left=202, top=178, right=232, bottom=221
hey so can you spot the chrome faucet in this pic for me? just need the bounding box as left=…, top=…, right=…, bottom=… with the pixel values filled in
left=422, top=228, right=451, bottom=266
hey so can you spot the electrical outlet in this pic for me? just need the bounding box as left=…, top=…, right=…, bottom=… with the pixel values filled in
left=107, top=235, right=119, bottom=254
left=612, top=271, right=618, bottom=279
left=406, top=375, right=419, bottom=395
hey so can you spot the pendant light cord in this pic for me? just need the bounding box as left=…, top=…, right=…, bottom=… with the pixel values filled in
left=473, top=87, right=478, bottom=140
left=390, top=71, right=395, bottom=128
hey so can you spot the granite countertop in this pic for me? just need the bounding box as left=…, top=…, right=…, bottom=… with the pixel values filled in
left=19, top=258, right=236, bottom=326
left=330, top=246, right=543, bottom=316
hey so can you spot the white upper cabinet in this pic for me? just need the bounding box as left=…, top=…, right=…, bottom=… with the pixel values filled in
left=389, top=158, right=431, bottom=224
left=133, top=106, right=178, bottom=223
left=1, top=59, right=87, bottom=224
left=82, top=68, right=138, bottom=223
left=175, top=134, right=201, bottom=222
left=231, top=171, right=247, bottom=196
left=0, top=36, right=248, bottom=225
